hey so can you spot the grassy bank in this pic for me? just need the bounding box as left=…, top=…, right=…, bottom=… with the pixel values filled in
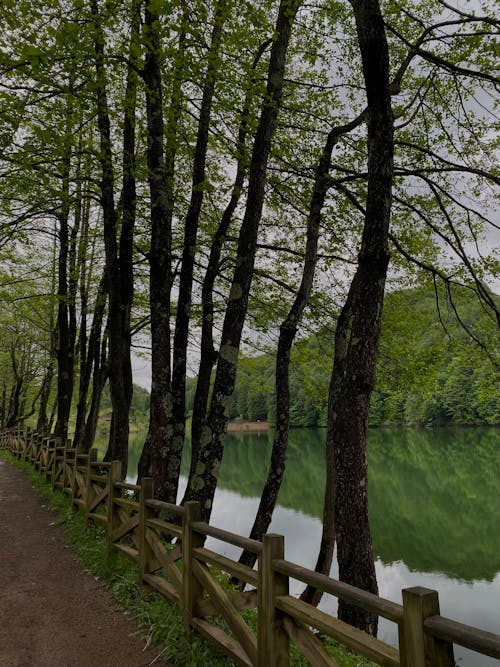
left=0, top=449, right=375, bottom=667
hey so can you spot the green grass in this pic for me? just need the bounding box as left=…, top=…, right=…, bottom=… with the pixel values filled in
left=0, top=449, right=376, bottom=667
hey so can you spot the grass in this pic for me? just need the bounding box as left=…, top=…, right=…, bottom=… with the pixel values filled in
left=0, top=448, right=376, bottom=667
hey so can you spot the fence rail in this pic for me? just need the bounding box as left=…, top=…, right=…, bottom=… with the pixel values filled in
left=1, top=426, right=499, bottom=667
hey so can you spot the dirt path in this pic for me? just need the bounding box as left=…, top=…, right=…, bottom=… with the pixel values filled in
left=0, top=459, right=174, bottom=667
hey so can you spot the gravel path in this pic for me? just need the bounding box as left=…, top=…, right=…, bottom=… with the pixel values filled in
left=0, top=459, right=174, bottom=667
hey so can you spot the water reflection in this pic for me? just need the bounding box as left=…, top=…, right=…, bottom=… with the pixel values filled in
left=122, top=426, right=500, bottom=665
left=201, top=427, right=500, bottom=582
left=368, top=428, right=500, bottom=582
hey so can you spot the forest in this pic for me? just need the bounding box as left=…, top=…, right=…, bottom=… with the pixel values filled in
left=215, top=284, right=500, bottom=428
left=0, top=0, right=498, bottom=635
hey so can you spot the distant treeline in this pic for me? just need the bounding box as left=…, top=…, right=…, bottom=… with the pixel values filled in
left=186, top=285, right=499, bottom=428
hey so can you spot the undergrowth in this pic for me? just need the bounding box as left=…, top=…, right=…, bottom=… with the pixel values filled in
left=0, top=450, right=376, bottom=667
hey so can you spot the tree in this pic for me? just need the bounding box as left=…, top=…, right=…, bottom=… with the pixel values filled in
left=90, top=0, right=141, bottom=475
left=0, top=245, right=56, bottom=429
left=238, top=108, right=366, bottom=571
left=140, top=0, right=234, bottom=504
left=305, top=0, right=499, bottom=634
left=188, top=34, right=272, bottom=483
left=183, top=0, right=303, bottom=520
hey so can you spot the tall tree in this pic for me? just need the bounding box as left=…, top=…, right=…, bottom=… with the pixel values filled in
left=183, top=0, right=302, bottom=521
left=313, top=0, right=394, bottom=635
left=238, top=110, right=365, bottom=571
left=90, top=0, right=141, bottom=474
left=141, top=0, right=231, bottom=504
left=189, top=36, right=272, bottom=476
left=139, top=0, right=185, bottom=491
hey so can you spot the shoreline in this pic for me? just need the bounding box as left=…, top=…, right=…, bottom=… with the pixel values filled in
left=227, top=421, right=271, bottom=432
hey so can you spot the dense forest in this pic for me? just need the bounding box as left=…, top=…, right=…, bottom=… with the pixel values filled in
left=204, top=285, right=499, bottom=427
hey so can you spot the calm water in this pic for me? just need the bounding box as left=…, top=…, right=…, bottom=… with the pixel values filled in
left=122, top=427, right=500, bottom=666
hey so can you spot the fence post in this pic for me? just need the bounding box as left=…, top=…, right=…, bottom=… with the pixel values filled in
left=107, top=460, right=122, bottom=548
left=71, top=449, right=80, bottom=506
left=61, top=442, right=68, bottom=489
left=46, top=438, right=55, bottom=481
left=138, top=477, right=154, bottom=588
left=51, top=437, right=62, bottom=487
left=84, top=449, right=98, bottom=527
left=182, top=500, right=203, bottom=631
left=21, top=428, right=28, bottom=462
left=23, top=425, right=29, bottom=460
left=402, top=587, right=455, bottom=667
left=40, top=435, right=49, bottom=472
left=258, top=534, right=289, bottom=667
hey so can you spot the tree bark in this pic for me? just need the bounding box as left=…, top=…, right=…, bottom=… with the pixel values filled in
left=91, top=0, right=139, bottom=475
left=300, top=287, right=356, bottom=605
left=238, top=119, right=345, bottom=570
left=37, top=359, right=55, bottom=434
left=74, top=270, right=107, bottom=451
left=73, top=193, right=97, bottom=449
left=0, top=383, right=5, bottom=429
left=82, top=332, right=108, bottom=453
left=6, top=346, right=23, bottom=428
left=38, top=231, right=58, bottom=433
left=105, top=0, right=140, bottom=468
left=138, top=0, right=183, bottom=489
left=54, top=106, right=74, bottom=443
left=189, top=37, right=271, bottom=479
left=183, top=0, right=302, bottom=522
left=328, top=0, right=394, bottom=636
left=160, top=0, right=228, bottom=503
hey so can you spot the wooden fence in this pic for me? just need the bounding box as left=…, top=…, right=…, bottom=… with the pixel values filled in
left=1, top=427, right=499, bottom=667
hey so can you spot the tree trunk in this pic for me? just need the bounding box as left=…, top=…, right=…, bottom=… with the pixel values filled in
left=6, top=377, right=23, bottom=428
left=329, top=0, right=394, bottom=636
left=82, top=333, right=108, bottom=453
left=238, top=119, right=345, bottom=570
left=299, top=289, right=355, bottom=605
left=183, top=0, right=302, bottom=522
left=37, top=359, right=55, bottom=434
left=74, top=270, right=107, bottom=451
left=189, top=37, right=271, bottom=478
left=0, top=383, right=6, bottom=429
left=73, top=197, right=100, bottom=449
left=160, top=0, right=227, bottom=504
left=105, top=0, right=140, bottom=468
left=54, top=114, right=73, bottom=442
left=138, top=2, right=185, bottom=487
left=38, top=229, right=58, bottom=433
left=91, top=0, right=139, bottom=475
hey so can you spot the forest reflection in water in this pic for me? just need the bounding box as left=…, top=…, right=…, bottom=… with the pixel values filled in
left=122, top=426, right=500, bottom=666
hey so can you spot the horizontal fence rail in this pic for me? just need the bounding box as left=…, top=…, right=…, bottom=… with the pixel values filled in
left=1, top=426, right=499, bottom=667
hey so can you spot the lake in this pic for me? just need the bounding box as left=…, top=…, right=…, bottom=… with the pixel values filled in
left=121, top=426, right=500, bottom=666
